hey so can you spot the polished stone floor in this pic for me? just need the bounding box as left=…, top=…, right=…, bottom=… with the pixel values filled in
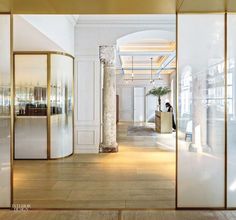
left=13, top=122, right=176, bottom=209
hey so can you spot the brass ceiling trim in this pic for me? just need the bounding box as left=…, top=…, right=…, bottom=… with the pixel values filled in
left=9, top=0, right=176, bottom=14
left=0, top=0, right=10, bottom=13
left=177, top=0, right=185, bottom=12
left=178, top=0, right=227, bottom=13
left=1, top=0, right=236, bottom=14
left=179, top=0, right=231, bottom=13
left=227, top=0, right=236, bottom=12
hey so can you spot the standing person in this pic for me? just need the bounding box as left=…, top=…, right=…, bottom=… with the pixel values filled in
left=165, top=102, right=176, bottom=130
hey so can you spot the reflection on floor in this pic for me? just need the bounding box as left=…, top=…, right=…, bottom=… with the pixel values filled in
left=13, top=122, right=176, bottom=209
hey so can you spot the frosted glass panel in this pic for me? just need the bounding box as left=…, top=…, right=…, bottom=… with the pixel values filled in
left=0, top=15, right=11, bottom=207
left=177, top=14, right=225, bottom=207
left=227, top=14, right=236, bottom=208
left=14, top=55, right=47, bottom=159
left=50, top=54, right=73, bottom=158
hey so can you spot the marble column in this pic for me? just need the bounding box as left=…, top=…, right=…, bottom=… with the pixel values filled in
left=99, top=46, right=118, bottom=153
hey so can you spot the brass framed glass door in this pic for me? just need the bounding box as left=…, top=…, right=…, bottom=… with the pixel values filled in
left=0, top=13, right=11, bottom=208
left=14, top=54, right=48, bottom=159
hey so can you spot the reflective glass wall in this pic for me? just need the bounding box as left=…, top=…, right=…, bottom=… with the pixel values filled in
left=14, top=54, right=47, bottom=159
left=0, top=14, right=11, bottom=208
left=14, top=52, right=73, bottom=160
left=177, top=14, right=225, bottom=208
left=227, top=14, right=236, bottom=208
left=50, top=54, right=73, bottom=158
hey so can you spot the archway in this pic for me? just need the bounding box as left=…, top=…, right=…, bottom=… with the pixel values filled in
left=114, top=29, right=177, bottom=208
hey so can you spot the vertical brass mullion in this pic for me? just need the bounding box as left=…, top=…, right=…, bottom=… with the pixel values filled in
left=72, top=57, right=75, bottom=154
left=175, top=11, right=179, bottom=209
left=10, top=13, right=14, bottom=208
left=47, top=53, right=51, bottom=159
left=224, top=11, right=228, bottom=209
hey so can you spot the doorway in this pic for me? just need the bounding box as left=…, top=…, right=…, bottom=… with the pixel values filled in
left=10, top=15, right=177, bottom=209
left=0, top=1, right=236, bottom=212
left=115, top=29, right=176, bottom=208
left=134, top=87, right=145, bottom=122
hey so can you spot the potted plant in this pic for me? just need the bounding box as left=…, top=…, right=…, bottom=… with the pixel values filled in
left=146, top=86, right=171, bottom=111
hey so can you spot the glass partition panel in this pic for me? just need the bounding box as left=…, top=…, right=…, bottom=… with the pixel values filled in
left=50, top=54, right=73, bottom=158
left=227, top=14, right=236, bottom=208
left=177, top=14, right=225, bottom=207
left=0, top=14, right=11, bottom=208
left=14, top=54, right=47, bottom=159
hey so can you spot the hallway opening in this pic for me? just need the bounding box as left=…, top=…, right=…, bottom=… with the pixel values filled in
left=7, top=13, right=236, bottom=210
left=11, top=15, right=177, bottom=209
left=1, top=0, right=236, bottom=214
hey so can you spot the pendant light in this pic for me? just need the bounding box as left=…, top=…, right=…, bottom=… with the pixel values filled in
left=150, top=57, right=155, bottom=85
left=131, top=56, right=134, bottom=82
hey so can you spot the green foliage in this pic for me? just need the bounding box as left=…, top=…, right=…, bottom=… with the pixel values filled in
left=146, top=86, right=171, bottom=97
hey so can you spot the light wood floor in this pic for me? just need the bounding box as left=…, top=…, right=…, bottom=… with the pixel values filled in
left=1, top=210, right=236, bottom=220
left=13, top=122, right=176, bottom=209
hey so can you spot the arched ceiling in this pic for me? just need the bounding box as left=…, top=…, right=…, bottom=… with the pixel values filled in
left=116, top=30, right=176, bottom=76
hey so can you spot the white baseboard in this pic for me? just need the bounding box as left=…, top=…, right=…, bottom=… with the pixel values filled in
left=74, top=146, right=99, bottom=154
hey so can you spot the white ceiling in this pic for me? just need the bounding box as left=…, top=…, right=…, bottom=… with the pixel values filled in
left=13, top=15, right=63, bottom=52
left=74, top=14, right=175, bottom=24
left=12, top=14, right=176, bottom=80
left=116, top=30, right=176, bottom=76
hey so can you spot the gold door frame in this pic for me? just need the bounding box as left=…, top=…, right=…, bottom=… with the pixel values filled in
left=0, top=0, right=235, bottom=211
left=0, top=12, right=13, bottom=209
left=0, top=0, right=236, bottom=14
left=10, top=13, right=14, bottom=209
left=175, top=12, right=178, bottom=211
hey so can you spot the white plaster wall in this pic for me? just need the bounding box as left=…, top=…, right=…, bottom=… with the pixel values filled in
left=74, top=56, right=101, bottom=153
left=14, top=15, right=64, bottom=52
left=74, top=15, right=175, bottom=153
left=116, top=74, right=171, bottom=122
left=75, top=15, right=175, bottom=57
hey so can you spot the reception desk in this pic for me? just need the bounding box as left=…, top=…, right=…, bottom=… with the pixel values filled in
left=155, top=111, right=172, bottom=133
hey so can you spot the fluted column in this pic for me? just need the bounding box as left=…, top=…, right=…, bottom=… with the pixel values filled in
left=99, top=46, right=118, bottom=153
